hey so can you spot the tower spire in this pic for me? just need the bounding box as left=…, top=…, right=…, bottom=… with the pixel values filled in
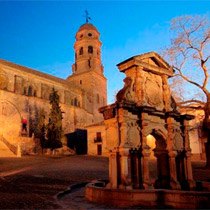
left=85, top=10, right=91, bottom=23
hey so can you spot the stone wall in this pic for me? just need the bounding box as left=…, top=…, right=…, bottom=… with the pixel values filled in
left=0, top=61, right=95, bottom=155
left=87, top=123, right=106, bottom=156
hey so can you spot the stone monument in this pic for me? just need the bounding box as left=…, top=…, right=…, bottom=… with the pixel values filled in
left=86, top=52, right=210, bottom=208
left=100, top=51, right=194, bottom=190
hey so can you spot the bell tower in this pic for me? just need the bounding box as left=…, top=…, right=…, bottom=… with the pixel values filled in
left=72, top=23, right=103, bottom=75
left=67, top=21, right=107, bottom=123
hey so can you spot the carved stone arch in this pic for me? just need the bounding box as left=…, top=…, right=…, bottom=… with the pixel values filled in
left=145, top=125, right=168, bottom=141
left=145, top=125, right=171, bottom=189
left=0, top=99, right=22, bottom=142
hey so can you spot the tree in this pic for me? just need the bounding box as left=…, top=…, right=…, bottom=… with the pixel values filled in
left=46, top=88, right=63, bottom=153
left=37, top=108, right=46, bottom=154
left=164, top=14, right=210, bottom=167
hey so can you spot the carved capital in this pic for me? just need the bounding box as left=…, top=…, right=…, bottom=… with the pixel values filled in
left=168, top=149, right=178, bottom=158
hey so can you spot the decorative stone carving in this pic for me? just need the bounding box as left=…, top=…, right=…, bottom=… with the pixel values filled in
left=126, top=121, right=140, bottom=147
left=173, top=128, right=184, bottom=151
left=100, top=52, right=195, bottom=191
left=170, top=96, right=177, bottom=111
left=106, top=122, right=119, bottom=149
left=116, top=77, right=136, bottom=103
left=145, top=77, right=162, bottom=107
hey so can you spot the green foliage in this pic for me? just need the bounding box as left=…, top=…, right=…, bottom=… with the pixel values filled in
left=46, top=88, right=63, bottom=151
left=37, top=108, right=46, bottom=152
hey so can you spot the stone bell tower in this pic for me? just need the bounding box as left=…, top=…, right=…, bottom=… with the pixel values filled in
left=67, top=21, right=107, bottom=123
left=72, top=23, right=103, bottom=75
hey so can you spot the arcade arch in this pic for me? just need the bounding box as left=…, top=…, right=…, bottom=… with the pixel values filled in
left=0, top=99, right=22, bottom=143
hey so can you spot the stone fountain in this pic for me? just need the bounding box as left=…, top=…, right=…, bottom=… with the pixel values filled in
left=85, top=52, right=210, bottom=209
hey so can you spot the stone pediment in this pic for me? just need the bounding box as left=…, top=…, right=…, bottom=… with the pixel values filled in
left=117, top=52, right=174, bottom=77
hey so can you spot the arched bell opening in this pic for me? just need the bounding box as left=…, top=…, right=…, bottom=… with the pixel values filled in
left=147, top=132, right=171, bottom=189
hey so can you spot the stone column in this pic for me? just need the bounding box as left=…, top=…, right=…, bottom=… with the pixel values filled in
left=141, top=113, right=153, bottom=189
left=119, top=147, right=132, bottom=189
left=142, top=145, right=152, bottom=189
left=108, top=148, right=118, bottom=188
left=168, top=150, right=181, bottom=189
left=118, top=108, right=128, bottom=147
left=167, top=116, right=181, bottom=189
left=183, top=119, right=195, bottom=189
left=134, top=151, right=140, bottom=188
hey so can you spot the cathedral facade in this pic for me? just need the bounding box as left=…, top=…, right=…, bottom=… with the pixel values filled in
left=0, top=23, right=107, bottom=156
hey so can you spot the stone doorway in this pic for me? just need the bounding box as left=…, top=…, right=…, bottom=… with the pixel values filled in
left=97, top=144, right=102, bottom=155
left=148, top=132, right=170, bottom=189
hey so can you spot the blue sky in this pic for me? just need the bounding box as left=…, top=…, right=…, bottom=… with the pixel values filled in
left=0, top=1, right=209, bottom=103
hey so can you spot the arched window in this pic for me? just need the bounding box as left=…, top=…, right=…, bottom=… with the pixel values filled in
left=78, top=101, right=80, bottom=107
left=74, top=98, right=78, bottom=106
left=79, top=47, right=83, bottom=55
left=71, top=99, right=74, bottom=106
left=23, top=87, right=27, bottom=95
left=97, top=94, right=100, bottom=104
left=28, top=86, right=32, bottom=96
left=34, top=90, right=37, bottom=97
left=88, top=46, right=93, bottom=54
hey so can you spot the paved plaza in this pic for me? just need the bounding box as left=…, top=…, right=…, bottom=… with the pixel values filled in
left=0, top=155, right=108, bottom=209
left=0, top=155, right=209, bottom=209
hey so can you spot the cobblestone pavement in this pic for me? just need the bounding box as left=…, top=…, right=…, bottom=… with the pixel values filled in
left=0, top=156, right=209, bottom=209
left=0, top=155, right=108, bottom=209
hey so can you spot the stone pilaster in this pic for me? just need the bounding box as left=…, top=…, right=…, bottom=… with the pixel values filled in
left=118, top=108, right=128, bottom=147
left=136, top=66, right=144, bottom=107
left=142, top=145, right=152, bottom=189
left=108, top=148, right=118, bottom=189
left=167, top=116, right=181, bottom=189
left=183, top=119, right=195, bottom=189
left=168, top=150, right=181, bottom=189
left=141, top=112, right=153, bottom=189
left=119, top=147, right=132, bottom=189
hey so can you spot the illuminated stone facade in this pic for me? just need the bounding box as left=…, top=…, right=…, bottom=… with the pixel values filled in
left=0, top=23, right=107, bottom=156
left=100, top=52, right=194, bottom=190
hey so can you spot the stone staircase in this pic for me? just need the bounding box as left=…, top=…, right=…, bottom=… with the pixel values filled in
left=0, top=135, right=17, bottom=157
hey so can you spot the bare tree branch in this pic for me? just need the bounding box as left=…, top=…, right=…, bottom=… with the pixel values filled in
left=173, top=66, right=203, bottom=90
left=178, top=105, right=205, bottom=110
left=177, top=100, right=206, bottom=106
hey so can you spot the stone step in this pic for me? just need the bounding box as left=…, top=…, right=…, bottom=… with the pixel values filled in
left=0, top=141, right=16, bottom=157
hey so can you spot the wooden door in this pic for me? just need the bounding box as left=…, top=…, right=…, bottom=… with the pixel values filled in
left=97, top=144, right=102, bottom=155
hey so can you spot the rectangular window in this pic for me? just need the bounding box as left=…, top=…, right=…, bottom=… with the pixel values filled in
left=97, top=132, right=101, bottom=139
left=94, top=132, right=102, bottom=143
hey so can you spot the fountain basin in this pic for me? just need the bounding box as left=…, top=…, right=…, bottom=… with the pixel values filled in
left=86, top=181, right=210, bottom=209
